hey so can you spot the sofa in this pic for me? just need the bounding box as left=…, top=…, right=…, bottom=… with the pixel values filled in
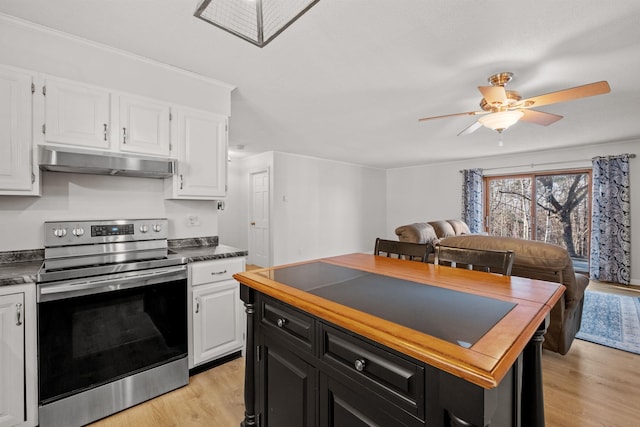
left=394, top=221, right=588, bottom=355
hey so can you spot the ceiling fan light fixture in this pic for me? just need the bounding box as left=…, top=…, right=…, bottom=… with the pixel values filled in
left=194, top=0, right=319, bottom=47
left=478, top=110, right=524, bottom=133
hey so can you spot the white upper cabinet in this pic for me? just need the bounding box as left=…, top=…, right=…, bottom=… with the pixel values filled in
left=43, top=77, right=111, bottom=149
left=118, top=94, right=171, bottom=156
left=166, top=107, right=227, bottom=199
left=40, top=78, right=172, bottom=157
left=0, top=65, right=37, bottom=195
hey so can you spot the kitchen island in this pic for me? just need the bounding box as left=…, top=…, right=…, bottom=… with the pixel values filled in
left=233, top=253, right=564, bottom=427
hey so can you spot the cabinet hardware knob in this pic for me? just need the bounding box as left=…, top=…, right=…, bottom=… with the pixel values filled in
left=354, top=359, right=366, bottom=372
left=276, top=318, right=287, bottom=328
left=16, top=303, right=23, bottom=326
left=250, top=221, right=256, bottom=226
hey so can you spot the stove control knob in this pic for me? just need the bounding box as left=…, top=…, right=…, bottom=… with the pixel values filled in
left=139, top=225, right=149, bottom=233
left=72, top=227, right=85, bottom=237
left=152, top=223, right=162, bottom=233
left=53, top=227, right=67, bottom=238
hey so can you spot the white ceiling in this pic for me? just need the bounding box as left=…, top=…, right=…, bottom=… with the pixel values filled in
left=1, top=0, right=639, bottom=168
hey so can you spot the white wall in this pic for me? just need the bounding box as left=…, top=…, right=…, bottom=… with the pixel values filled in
left=0, top=172, right=220, bottom=251
left=220, top=152, right=386, bottom=266
left=0, top=14, right=232, bottom=251
left=0, top=14, right=233, bottom=113
left=386, top=140, right=640, bottom=284
left=218, top=152, right=275, bottom=253
left=272, top=152, right=386, bottom=265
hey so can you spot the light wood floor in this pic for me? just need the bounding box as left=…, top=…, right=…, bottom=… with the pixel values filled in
left=90, top=281, right=640, bottom=427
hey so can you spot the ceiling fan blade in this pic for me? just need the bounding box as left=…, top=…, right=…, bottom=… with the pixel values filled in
left=520, top=81, right=610, bottom=108
left=418, top=110, right=485, bottom=122
left=519, top=109, right=563, bottom=126
left=457, top=121, right=482, bottom=136
left=478, top=86, right=507, bottom=106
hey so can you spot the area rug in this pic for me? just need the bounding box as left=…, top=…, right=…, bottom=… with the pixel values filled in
left=575, top=290, right=640, bottom=355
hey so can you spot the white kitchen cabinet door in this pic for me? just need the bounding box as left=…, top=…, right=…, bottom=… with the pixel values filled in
left=166, top=107, right=227, bottom=199
left=0, top=292, right=25, bottom=427
left=0, top=285, right=37, bottom=427
left=43, top=77, right=111, bottom=149
left=118, top=94, right=171, bottom=156
left=192, top=280, right=243, bottom=367
left=0, top=66, right=36, bottom=195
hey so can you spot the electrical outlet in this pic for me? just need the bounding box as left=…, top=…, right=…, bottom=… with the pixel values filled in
left=187, top=215, right=200, bottom=227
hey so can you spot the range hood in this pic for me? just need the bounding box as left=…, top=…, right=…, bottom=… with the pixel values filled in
left=39, top=145, right=175, bottom=178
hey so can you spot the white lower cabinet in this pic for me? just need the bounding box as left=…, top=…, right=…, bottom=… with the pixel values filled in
left=189, top=257, right=245, bottom=369
left=0, top=284, right=37, bottom=427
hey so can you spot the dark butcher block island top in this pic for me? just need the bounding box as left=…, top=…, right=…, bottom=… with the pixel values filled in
left=234, top=253, right=565, bottom=427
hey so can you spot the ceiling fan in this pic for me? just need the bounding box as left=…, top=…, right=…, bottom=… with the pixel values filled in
left=418, top=72, right=611, bottom=136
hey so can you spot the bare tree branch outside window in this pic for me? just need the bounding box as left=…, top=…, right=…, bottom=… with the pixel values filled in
left=484, top=170, right=591, bottom=270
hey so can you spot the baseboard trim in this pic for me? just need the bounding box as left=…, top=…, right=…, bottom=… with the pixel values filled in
left=189, top=351, right=242, bottom=376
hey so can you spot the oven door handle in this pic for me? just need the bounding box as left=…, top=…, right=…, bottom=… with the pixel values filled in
left=38, top=265, right=187, bottom=302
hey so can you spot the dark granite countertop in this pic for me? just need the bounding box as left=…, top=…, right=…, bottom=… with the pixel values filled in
left=0, top=240, right=247, bottom=287
left=170, top=244, right=248, bottom=263
left=0, top=260, right=42, bottom=287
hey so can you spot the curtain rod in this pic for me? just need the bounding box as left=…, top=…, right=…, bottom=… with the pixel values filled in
left=459, top=153, right=636, bottom=173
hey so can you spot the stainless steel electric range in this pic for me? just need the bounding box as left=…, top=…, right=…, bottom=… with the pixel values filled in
left=36, top=219, right=188, bottom=427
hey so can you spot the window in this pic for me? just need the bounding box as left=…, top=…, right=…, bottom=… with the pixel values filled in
left=484, top=170, right=591, bottom=272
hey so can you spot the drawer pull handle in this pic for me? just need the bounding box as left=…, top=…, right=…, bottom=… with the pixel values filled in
left=354, top=359, right=366, bottom=372
left=276, top=318, right=287, bottom=328
left=16, top=303, right=23, bottom=326
left=195, top=297, right=200, bottom=314
left=211, top=270, right=228, bottom=275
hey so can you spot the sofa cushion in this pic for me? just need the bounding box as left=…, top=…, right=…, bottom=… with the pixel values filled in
left=446, top=219, right=471, bottom=236
left=395, top=222, right=438, bottom=244
left=428, top=220, right=456, bottom=238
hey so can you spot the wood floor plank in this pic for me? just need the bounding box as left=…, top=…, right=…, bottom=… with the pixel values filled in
left=88, top=358, right=245, bottom=427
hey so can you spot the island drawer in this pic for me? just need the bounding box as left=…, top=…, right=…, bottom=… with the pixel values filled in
left=260, top=296, right=315, bottom=352
left=320, top=324, right=425, bottom=420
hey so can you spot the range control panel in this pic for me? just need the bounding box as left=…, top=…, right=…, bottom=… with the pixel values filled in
left=92, top=223, right=135, bottom=237
left=44, top=219, right=168, bottom=247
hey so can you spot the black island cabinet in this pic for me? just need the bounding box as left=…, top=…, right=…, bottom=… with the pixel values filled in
left=235, top=255, right=563, bottom=427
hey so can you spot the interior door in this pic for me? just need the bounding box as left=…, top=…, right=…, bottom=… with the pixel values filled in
left=249, top=169, right=270, bottom=267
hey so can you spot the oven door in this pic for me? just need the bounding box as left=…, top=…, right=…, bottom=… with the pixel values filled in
left=37, top=266, right=188, bottom=405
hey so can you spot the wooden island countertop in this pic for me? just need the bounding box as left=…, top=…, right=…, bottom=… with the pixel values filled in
left=234, top=252, right=565, bottom=389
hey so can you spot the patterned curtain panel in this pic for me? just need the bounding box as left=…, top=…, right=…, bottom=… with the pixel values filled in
left=461, top=168, right=484, bottom=233
left=590, top=154, right=631, bottom=284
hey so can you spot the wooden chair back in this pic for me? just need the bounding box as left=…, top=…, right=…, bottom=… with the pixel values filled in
left=374, top=238, right=431, bottom=262
left=434, top=244, right=515, bottom=276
